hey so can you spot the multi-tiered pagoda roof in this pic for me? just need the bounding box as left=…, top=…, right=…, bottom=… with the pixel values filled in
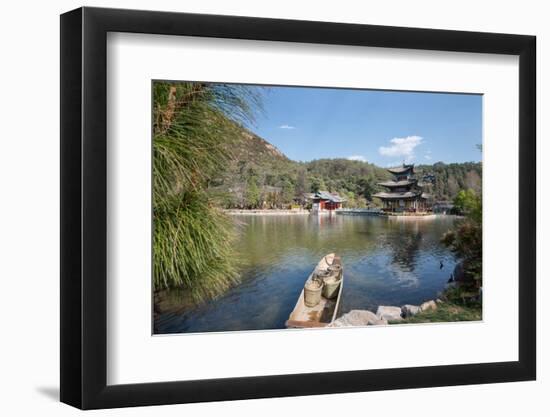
left=374, top=164, right=431, bottom=212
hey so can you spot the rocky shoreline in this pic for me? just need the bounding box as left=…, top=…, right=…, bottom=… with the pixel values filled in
left=329, top=259, right=482, bottom=327
left=330, top=299, right=442, bottom=327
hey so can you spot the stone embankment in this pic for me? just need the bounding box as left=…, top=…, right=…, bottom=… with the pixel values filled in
left=331, top=298, right=441, bottom=327
left=225, top=209, right=309, bottom=215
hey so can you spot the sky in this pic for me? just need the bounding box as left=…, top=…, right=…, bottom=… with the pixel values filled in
left=244, top=85, right=482, bottom=166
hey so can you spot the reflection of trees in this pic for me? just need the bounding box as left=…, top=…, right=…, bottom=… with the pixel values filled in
left=233, top=216, right=444, bottom=291
left=379, top=220, right=424, bottom=288
left=390, top=229, right=422, bottom=271
left=233, top=215, right=382, bottom=270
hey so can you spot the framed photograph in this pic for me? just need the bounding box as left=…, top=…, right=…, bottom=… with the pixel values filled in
left=60, top=6, right=536, bottom=409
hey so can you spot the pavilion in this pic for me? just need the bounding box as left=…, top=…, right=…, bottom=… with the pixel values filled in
left=308, top=191, right=345, bottom=212
left=373, top=164, right=431, bottom=213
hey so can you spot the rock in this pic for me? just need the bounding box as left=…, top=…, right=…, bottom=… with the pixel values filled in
left=420, top=300, right=437, bottom=312
left=436, top=298, right=444, bottom=304
left=376, top=306, right=403, bottom=321
left=331, top=310, right=388, bottom=327
left=401, top=304, right=421, bottom=317
left=453, top=262, right=465, bottom=282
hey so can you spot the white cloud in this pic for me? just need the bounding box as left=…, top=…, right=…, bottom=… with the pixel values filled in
left=378, top=135, right=423, bottom=162
left=279, top=124, right=296, bottom=130
left=347, top=155, right=367, bottom=162
left=424, top=154, right=432, bottom=160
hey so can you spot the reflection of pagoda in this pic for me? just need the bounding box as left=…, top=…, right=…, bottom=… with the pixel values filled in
left=374, top=164, right=430, bottom=213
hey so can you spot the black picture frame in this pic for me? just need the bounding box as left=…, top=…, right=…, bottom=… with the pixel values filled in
left=60, top=6, right=536, bottom=410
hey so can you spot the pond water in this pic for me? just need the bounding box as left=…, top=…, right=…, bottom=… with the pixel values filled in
left=155, top=214, right=459, bottom=334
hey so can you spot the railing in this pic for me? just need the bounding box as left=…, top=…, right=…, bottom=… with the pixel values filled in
left=336, top=208, right=383, bottom=215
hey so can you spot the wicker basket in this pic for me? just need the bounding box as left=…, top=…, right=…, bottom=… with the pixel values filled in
left=328, top=264, right=342, bottom=276
left=322, top=275, right=341, bottom=299
left=304, top=279, right=323, bottom=307
left=314, top=269, right=331, bottom=279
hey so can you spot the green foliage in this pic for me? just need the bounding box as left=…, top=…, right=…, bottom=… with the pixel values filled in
left=280, top=177, right=295, bottom=204
left=213, top=138, right=482, bottom=209
left=152, top=81, right=484, bottom=307
left=244, top=176, right=261, bottom=208
left=310, top=177, right=326, bottom=193
left=304, top=159, right=389, bottom=197
left=214, top=155, right=391, bottom=208
left=153, top=81, right=261, bottom=301
left=442, top=189, right=482, bottom=290
left=390, top=302, right=482, bottom=324
left=342, top=191, right=367, bottom=209
left=153, top=192, right=240, bottom=300
left=344, top=191, right=356, bottom=208
left=295, top=169, right=308, bottom=195
left=441, top=285, right=482, bottom=305
left=417, top=162, right=482, bottom=202
left=453, top=189, right=482, bottom=222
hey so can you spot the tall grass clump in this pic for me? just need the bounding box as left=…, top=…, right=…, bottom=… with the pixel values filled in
left=153, top=81, right=262, bottom=302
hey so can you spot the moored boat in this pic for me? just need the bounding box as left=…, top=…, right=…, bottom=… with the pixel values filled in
left=286, top=253, right=344, bottom=328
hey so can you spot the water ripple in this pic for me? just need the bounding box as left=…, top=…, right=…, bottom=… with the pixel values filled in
left=156, top=215, right=460, bottom=333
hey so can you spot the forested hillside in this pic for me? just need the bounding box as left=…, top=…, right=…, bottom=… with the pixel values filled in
left=416, top=162, right=482, bottom=201
left=208, top=126, right=482, bottom=209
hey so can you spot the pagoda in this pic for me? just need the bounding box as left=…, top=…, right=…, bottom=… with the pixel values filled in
left=373, top=164, right=430, bottom=213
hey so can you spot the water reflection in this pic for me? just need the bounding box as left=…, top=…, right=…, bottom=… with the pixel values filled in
left=155, top=215, right=458, bottom=334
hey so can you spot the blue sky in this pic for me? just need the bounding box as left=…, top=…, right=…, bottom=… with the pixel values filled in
left=246, top=85, right=482, bottom=166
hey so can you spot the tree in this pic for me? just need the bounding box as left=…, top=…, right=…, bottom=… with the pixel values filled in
left=442, top=189, right=482, bottom=291
left=295, top=169, right=308, bottom=197
left=245, top=177, right=261, bottom=208
left=310, top=177, right=326, bottom=193
left=357, top=176, right=375, bottom=201
left=280, top=178, right=295, bottom=205
left=344, top=191, right=356, bottom=208
left=453, top=189, right=482, bottom=222
left=356, top=197, right=368, bottom=208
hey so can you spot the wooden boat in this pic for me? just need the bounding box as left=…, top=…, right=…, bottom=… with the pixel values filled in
left=286, top=253, right=344, bottom=328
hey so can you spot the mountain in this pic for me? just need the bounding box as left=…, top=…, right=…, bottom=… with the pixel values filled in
left=209, top=126, right=482, bottom=208
left=229, top=129, right=289, bottom=165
